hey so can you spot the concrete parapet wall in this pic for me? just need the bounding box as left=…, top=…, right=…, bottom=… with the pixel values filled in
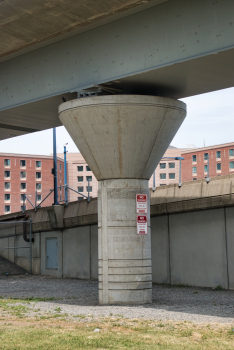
left=0, top=175, right=234, bottom=289
left=150, top=174, right=234, bottom=216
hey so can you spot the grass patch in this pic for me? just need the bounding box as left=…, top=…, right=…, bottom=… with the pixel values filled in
left=215, top=285, right=225, bottom=291
left=0, top=318, right=233, bottom=349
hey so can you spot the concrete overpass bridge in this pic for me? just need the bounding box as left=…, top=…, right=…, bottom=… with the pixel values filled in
left=0, top=0, right=234, bottom=304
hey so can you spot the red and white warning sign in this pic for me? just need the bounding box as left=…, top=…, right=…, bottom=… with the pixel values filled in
left=136, top=194, right=147, bottom=214
left=137, top=215, right=148, bottom=235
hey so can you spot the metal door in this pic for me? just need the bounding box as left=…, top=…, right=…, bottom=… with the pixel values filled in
left=46, top=238, right=57, bottom=269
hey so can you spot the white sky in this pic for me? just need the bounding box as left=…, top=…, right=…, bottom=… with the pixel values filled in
left=0, top=86, right=234, bottom=155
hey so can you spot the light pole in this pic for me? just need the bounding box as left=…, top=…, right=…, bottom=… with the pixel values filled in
left=53, top=128, right=59, bottom=205
left=64, top=143, right=68, bottom=204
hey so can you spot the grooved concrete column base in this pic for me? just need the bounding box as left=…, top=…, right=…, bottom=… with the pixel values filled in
left=98, top=179, right=152, bottom=304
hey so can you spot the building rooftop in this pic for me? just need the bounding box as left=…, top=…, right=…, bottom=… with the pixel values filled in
left=181, top=142, right=234, bottom=154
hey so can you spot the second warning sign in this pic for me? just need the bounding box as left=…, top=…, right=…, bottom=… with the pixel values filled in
left=136, top=215, right=148, bottom=235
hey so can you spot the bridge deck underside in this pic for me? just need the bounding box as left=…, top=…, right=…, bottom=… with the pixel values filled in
left=0, top=46, right=233, bottom=141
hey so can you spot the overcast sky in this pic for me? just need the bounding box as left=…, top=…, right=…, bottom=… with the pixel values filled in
left=0, top=87, right=234, bottom=156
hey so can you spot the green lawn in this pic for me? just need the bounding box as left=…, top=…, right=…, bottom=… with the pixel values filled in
left=0, top=297, right=233, bottom=349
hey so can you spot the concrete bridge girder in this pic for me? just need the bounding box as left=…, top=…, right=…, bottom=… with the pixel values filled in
left=0, top=0, right=234, bottom=139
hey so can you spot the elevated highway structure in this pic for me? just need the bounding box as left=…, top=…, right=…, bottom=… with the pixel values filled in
left=0, top=0, right=234, bottom=304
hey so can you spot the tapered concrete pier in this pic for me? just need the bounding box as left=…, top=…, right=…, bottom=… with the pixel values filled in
left=59, top=95, right=186, bottom=304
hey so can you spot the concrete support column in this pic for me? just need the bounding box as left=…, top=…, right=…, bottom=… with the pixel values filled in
left=59, top=95, right=186, bottom=305
left=98, top=179, right=151, bottom=304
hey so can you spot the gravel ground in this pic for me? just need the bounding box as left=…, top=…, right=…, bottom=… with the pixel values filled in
left=0, top=275, right=234, bottom=324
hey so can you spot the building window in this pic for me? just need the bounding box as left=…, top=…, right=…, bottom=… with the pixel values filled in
left=192, top=155, right=196, bottom=162
left=229, top=149, right=234, bottom=157
left=20, top=194, right=25, bottom=202
left=86, top=166, right=91, bottom=171
left=4, top=170, right=10, bottom=178
left=204, top=153, right=208, bottom=160
left=160, top=173, right=166, bottom=179
left=169, top=162, right=175, bottom=168
left=86, top=186, right=92, bottom=192
left=204, top=165, right=208, bottom=172
left=36, top=161, right=41, bottom=168
left=78, top=176, right=83, bottom=182
left=78, top=197, right=84, bottom=201
left=37, top=195, right=42, bottom=202
left=20, top=160, right=26, bottom=167
left=192, top=166, right=197, bottom=173
left=60, top=164, right=61, bottom=171
left=169, top=173, right=175, bottom=179
left=20, top=206, right=25, bottom=211
left=4, top=182, right=10, bottom=190
left=4, top=205, right=10, bottom=213
left=36, top=172, right=41, bottom=179
left=217, top=163, right=221, bottom=170
left=230, top=161, right=234, bottom=169
left=20, top=183, right=26, bottom=190
left=4, top=159, right=10, bottom=166
left=86, top=176, right=92, bottom=182
left=4, top=194, right=10, bottom=201
left=160, top=184, right=166, bottom=186
left=193, top=178, right=197, bottom=181
left=78, top=186, right=84, bottom=192
left=36, top=183, right=41, bottom=190
left=20, top=171, right=26, bottom=179
left=60, top=196, right=62, bottom=201
left=160, top=163, right=166, bottom=169
left=216, top=151, right=221, bottom=158
left=77, top=166, right=83, bottom=172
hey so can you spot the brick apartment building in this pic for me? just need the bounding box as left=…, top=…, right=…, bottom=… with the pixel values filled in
left=58, top=146, right=182, bottom=201
left=0, top=153, right=64, bottom=215
left=57, top=152, right=98, bottom=201
left=181, top=142, right=234, bottom=182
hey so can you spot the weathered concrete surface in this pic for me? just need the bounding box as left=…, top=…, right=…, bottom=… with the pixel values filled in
left=98, top=179, right=152, bottom=304
left=151, top=215, right=170, bottom=284
left=59, top=95, right=186, bottom=181
left=0, top=0, right=165, bottom=61
left=91, top=225, right=98, bottom=280
left=225, top=207, right=234, bottom=290
left=63, top=226, right=91, bottom=279
left=170, top=209, right=228, bottom=289
left=151, top=174, right=234, bottom=216
left=60, top=95, right=186, bottom=304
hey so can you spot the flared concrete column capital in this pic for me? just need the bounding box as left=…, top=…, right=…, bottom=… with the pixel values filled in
left=59, top=95, right=186, bottom=181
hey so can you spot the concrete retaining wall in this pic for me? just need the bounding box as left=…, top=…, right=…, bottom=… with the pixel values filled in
left=1, top=174, right=234, bottom=289
left=151, top=209, right=231, bottom=289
